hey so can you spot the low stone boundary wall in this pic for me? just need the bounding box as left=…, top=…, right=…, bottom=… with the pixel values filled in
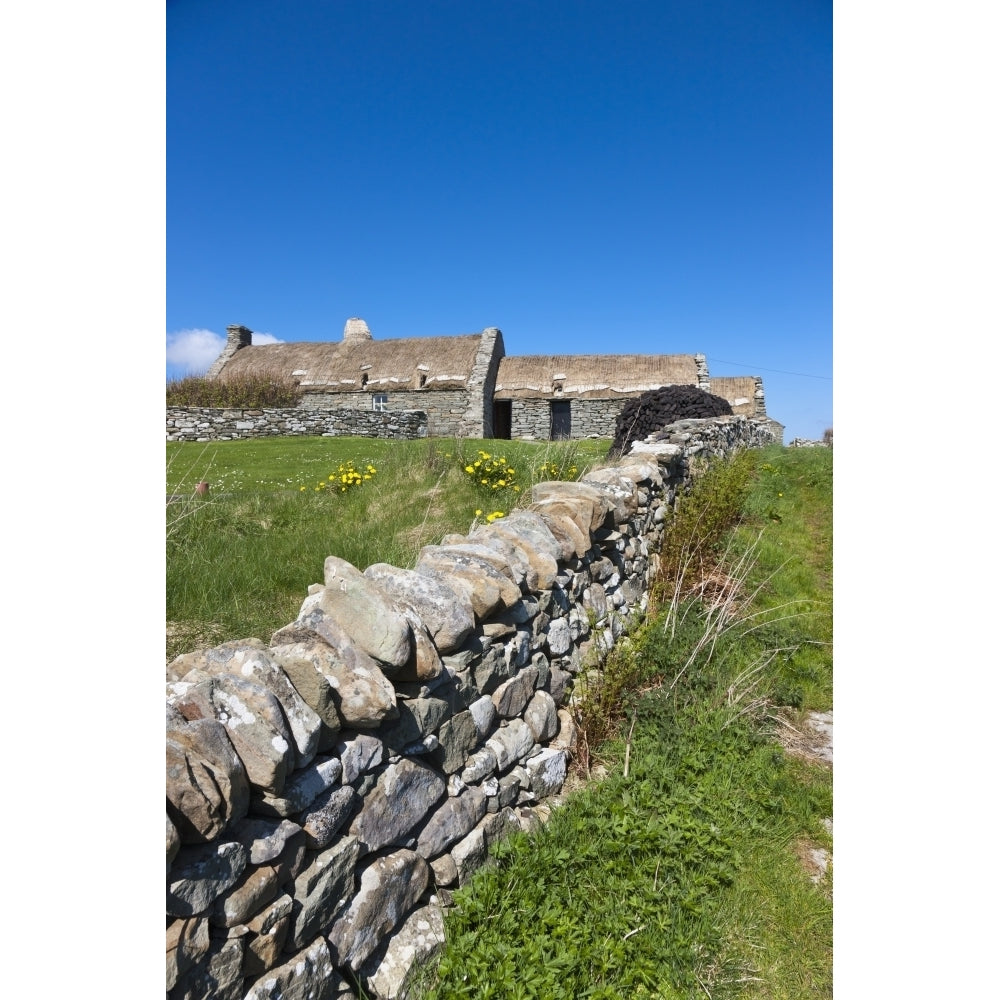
left=167, top=407, right=429, bottom=442
left=165, top=416, right=779, bottom=999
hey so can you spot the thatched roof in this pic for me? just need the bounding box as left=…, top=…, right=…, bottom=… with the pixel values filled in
left=216, top=334, right=486, bottom=392
left=711, top=376, right=760, bottom=415
left=494, top=354, right=701, bottom=400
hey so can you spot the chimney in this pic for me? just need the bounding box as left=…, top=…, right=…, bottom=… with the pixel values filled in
left=343, top=318, right=373, bottom=344
left=205, top=324, right=253, bottom=379
left=226, top=324, right=253, bottom=349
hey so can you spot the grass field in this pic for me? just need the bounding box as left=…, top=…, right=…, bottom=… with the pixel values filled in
left=166, top=436, right=609, bottom=662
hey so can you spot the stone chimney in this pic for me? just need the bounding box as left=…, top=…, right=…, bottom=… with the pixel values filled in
left=343, top=318, right=373, bottom=344
left=205, top=324, right=253, bottom=379
left=226, top=324, right=253, bottom=349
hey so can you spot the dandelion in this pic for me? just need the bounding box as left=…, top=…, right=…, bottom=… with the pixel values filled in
left=475, top=509, right=483, bottom=517
left=465, top=465, right=475, bottom=474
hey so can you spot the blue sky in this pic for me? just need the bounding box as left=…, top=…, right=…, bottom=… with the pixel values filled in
left=167, top=0, right=831, bottom=441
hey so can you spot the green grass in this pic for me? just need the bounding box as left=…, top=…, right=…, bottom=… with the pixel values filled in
left=165, top=436, right=609, bottom=662
left=410, top=445, right=833, bottom=999
left=732, top=445, right=833, bottom=710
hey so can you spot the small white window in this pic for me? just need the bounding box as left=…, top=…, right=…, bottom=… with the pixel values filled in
left=372, top=393, right=388, bottom=412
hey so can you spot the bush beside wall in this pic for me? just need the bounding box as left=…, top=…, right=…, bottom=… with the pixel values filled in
left=165, top=415, right=779, bottom=1000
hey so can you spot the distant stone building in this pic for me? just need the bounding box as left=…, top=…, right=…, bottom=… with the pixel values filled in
left=206, top=318, right=770, bottom=441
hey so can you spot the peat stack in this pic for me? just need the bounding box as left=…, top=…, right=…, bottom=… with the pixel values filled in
left=608, top=385, right=733, bottom=457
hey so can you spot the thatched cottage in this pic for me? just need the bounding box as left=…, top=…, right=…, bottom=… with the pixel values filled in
left=206, top=318, right=768, bottom=440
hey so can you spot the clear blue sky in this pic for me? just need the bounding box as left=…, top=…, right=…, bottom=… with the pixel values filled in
left=167, top=0, right=832, bottom=441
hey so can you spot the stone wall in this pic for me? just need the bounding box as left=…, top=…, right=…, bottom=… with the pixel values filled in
left=167, top=407, right=428, bottom=442
left=508, top=398, right=628, bottom=440
left=643, top=414, right=783, bottom=455
left=165, top=416, right=780, bottom=1000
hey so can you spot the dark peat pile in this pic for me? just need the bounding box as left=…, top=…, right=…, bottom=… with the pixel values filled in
left=608, top=385, right=733, bottom=457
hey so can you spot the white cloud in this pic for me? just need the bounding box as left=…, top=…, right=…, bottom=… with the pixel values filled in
left=166, top=328, right=284, bottom=376
left=166, top=328, right=225, bottom=375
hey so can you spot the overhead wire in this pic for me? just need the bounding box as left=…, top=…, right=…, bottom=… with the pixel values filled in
left=707, top=358, right=831, bottom=380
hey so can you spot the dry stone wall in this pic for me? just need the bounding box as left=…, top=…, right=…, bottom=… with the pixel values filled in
left=167, top=407, right=428, bottom=442
left=165, top=415, right=779, bottom=1000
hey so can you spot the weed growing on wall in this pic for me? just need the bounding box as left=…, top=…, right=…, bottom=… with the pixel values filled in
left=654, top=450, right=759, bottom=606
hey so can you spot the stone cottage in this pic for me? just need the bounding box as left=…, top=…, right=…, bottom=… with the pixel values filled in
left=492, top=352, right=710, bottom=440
left=206, top=318, right=768, bottom=440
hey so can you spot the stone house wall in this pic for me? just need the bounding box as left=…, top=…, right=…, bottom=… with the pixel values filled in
left=507, top=398, right=628, bottom=440
left=165, top=416, right=780, bottom=1000
left=297, top=390, right=473, bottom=439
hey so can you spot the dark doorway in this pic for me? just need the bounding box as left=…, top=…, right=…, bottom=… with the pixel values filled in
left=492, top=400, right=512, bottom=439
left=550, top=400, right=571, bottom=440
